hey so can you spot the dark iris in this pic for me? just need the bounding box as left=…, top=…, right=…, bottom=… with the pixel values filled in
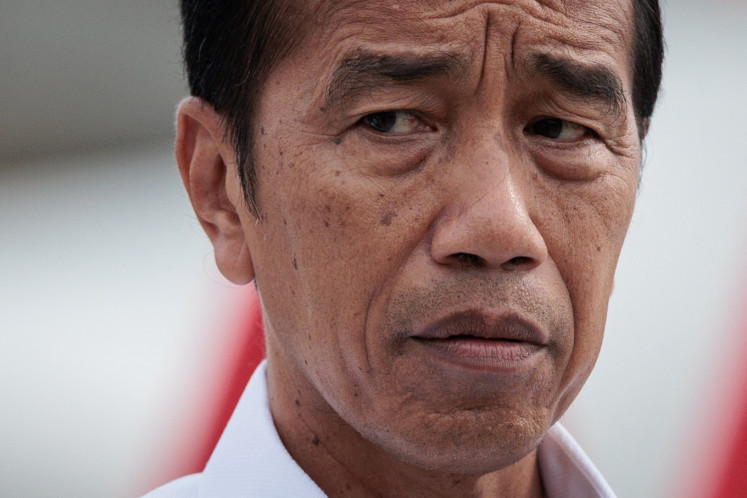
left=364, top=112, right=397, bottom=133
left=529, top=118, right=564, bottom=139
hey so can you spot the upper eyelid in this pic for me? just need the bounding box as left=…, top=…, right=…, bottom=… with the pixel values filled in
left=521, top=92, right=616, bottom=124
left=338, top=89, right=444, bottom=121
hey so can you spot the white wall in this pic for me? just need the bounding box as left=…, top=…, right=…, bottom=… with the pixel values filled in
left=0, top=0, right=185, bottom=161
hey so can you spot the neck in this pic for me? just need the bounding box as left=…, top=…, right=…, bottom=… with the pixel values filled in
left=266, top=354, right=546, bottom=498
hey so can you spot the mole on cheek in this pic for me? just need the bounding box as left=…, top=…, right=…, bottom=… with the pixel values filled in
left=380, top=211, right=398, bottom=226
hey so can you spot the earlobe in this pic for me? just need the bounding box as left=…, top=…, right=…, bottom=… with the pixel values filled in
left=175, top=97, right=256, bottom=285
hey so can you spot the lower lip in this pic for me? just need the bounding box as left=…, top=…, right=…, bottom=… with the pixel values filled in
left=412, top=337, right=542, bottom=372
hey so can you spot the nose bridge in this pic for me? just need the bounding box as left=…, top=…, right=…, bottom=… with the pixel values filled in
left=456, top=124, right=526, bottom=221
left=470, top=165, right=524, bottom=225
left=430, top=131, right=548, bottom=270
left=461, top=145, right=534, bottom=243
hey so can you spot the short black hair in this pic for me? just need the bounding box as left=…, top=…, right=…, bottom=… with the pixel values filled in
left=632, top=0, right=664, bottom=137
left=180, top=0, right=664, bottom=211
left=180, top=0, right=307, bottom=214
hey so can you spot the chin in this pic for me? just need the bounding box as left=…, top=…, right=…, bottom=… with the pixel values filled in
left=367, top=409, right=550, bottom=475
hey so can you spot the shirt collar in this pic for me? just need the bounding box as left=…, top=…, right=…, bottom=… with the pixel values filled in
left=200, top=361, right=326, bottom=497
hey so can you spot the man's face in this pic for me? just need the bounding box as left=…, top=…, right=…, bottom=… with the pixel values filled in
left=241, top=0, right=639, bottom=472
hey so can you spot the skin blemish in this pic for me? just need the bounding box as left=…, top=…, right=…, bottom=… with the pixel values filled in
left=335, top=170, right=341, bottom=176
left=260, top=126, right=265, bottom=135
left=293, top=257, right=298, bottom=270
left=312, top=436, right=320, bottom=446
left=294, top=399, right=301, bottom=407
left=324, top=220, right=330, bottom=227
left=380, top=211, right=398, bottom=226
left=334, top=137, right=342, bottom=145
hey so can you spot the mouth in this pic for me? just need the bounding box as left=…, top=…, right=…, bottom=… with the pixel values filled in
left=410, top=311, right=548, bottom=371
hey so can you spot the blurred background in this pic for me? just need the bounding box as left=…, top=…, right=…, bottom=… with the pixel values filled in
left=1, top=0, right=746, bottom=496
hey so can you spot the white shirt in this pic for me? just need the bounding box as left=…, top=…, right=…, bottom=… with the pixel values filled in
left=144, top=361, right=615, bottom=497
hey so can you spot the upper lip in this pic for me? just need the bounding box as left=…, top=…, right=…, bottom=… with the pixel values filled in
left=413, top=310, right=548, bottom=346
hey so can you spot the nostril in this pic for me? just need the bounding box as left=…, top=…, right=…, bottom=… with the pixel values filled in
left=506, top=256, right=533, bottom=268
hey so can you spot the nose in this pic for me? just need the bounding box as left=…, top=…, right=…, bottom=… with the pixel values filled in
left=430, top=158, right=548, bottom=272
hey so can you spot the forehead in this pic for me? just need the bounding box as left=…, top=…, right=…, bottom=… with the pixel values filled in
left=303, top=0, right=634, bottom=67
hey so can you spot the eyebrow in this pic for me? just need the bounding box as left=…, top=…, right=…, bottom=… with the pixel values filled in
left=528, top=53, right=626, bottom=118
left=325, top=50, right=468, bottom=110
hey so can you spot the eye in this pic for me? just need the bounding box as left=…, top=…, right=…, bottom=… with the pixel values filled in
left=527, top=118, right=594, bottom=141
left=361, top=111, right=431, bottom=135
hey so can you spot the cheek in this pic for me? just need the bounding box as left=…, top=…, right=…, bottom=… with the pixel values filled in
left=535, top=173, right=636, bottom=298
left=252, top=143, right=441, bottom=370
left=531, top=174, right=636, bottom=404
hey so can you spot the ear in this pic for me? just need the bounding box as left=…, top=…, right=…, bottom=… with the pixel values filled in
left=175, top=97, right=255, bottom=285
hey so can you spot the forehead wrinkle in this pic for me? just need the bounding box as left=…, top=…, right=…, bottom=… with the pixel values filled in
left=409, top=0, right=572, bottom=22
left=510, top=1, right=630, bottom=52
left=558, top=0, right=633, bottom=49
left=398, top=0, right=632, bottom=54
left=407, top=0, right=627, bottom=68
left=311, top=0, right=629, bottom=27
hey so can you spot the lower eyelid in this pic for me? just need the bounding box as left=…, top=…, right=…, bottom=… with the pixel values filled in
left=357, top=130, right=435, bottom=147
